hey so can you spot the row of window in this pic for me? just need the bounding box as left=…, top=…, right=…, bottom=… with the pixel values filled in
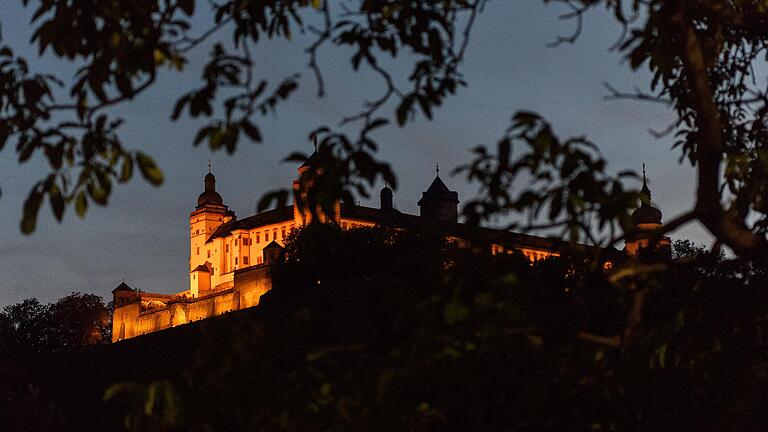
left=194, top=224, right=293, bottom=273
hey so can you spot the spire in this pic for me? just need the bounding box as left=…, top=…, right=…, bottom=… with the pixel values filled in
left=436, top=163, right=440, bottom=177
left=640, top=163, right=652, bottom=205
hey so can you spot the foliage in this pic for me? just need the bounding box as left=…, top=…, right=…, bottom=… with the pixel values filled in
left=459, top=111, right=640, bottom=245
left=0, top=291, right=111, bottom=351
left=1, top=0, right=768, bottom=261
left=90, top=228, right=767, bottom=431
left=541, top=0, right=768, bottom=257
left=0, top=0, right=481, bottom=233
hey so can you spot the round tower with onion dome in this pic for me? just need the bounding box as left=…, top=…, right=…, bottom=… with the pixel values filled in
left=625, top=165, right=671, bottom=260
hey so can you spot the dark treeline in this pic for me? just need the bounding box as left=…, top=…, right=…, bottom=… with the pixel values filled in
left=1, top=226, right=767, bottom=431
left=0, top=292, right=111, bottom=352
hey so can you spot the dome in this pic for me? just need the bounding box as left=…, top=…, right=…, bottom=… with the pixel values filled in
left=197, top=170, right=225, bottom=207
left=632, top=165, right=662, bottom=225
left=197, top=190, right=223, bottom=206
left=632, top=204, right=662, bottom=225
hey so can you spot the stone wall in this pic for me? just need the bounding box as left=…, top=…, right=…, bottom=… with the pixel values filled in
left=112, top=264, right=274, bottom=342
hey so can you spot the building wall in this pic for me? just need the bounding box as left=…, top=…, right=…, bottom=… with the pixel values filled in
left=189, top=220, right=296, bottom=292
left=112, top=302, right=140, bottom=342
left=235, top=265, right=273, bottom=309
left=112, top=265, right=274, bottom=342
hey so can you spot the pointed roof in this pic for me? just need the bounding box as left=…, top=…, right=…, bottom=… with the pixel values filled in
left=191, top=264, right=211, bottom=273
left=263, top=240, right=284, bottom=250
left=425, top=175, right=451, bottom=193
left=418, top=165, right=459, bottom=206
left=640, top=163, right=652, bottom=203
left=112, top=282, right=133, bottom=293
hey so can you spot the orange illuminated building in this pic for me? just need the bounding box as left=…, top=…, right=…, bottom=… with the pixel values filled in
left=112, top=158, right=666, bottom=342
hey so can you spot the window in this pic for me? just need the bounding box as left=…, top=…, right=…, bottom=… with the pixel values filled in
left=226, top=244, right=229, bottom=253
left=196, top=229, right=199, bottom=234
left=273, top=228, right=277, bottom=240
left=257, top=256, right=263, bottom=264
left=265, top=231, right=269, bottom=241
left=235, top=257, right=238, bottom=265
left=256, top=233, right=260, bottom=244
left=281, top=226, right=286, bottom=238
left=207, top=250, right=211, bottom=258
left=235, top=239, right=239, bottom=246
left=243, top=256, right=249, bottom=265
left=196, top=247, right=199, bottom=255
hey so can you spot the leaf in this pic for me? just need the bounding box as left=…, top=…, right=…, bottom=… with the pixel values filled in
left=136, top=152, right=164, bottom=186
left=365, top=118, right=389, bottom=132
left=75, top=191, right=88, bottom=218
left=171, top=95, right=190, bottom=120
left=241, top=120, right=262, bottom=143
left=178, top=0, right=195, bottom=16
left=257, top=189, right=289, bottom=212
left=49, top=183, right=64, bottom=221
left=20, top=187, right=43, bottom=234
left=119, top=155, right=133, bottom=182
left=396, top=97, right=413, bottom=126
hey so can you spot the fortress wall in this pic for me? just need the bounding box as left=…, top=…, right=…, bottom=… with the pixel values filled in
left=234, top=265, right=273, bottom=309
left=112, top=302, right=140, bottom=342
left=213, top=291, right=236, bottom=315
left=187, top=296, right=216, bottom=322
left=169, top=302, right=189, bottom=327
left=138, top=308, right=171, bottom=335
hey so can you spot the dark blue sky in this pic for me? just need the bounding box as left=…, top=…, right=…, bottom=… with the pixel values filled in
left=0, top=2, right=708, bottom=306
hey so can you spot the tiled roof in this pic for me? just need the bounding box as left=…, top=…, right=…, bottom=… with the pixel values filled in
left=206, top=205, right=294, bottom=243
left=204, top=202, right=614, bottom=256
left=341, top=204, right=613, bottom=255
left=191, top=264, right=211, bottom=273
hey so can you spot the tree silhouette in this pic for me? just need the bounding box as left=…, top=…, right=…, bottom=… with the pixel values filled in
left=0, top=292, right=111, bottom=351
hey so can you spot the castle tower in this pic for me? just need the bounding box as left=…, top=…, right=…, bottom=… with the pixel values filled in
left=190, top=166, right=234, bottom=273
left=380, top=184, right=394, bottom=210
left=625, top=165, right=671, bottom=260
left=418, top=165, right=459, bottom=223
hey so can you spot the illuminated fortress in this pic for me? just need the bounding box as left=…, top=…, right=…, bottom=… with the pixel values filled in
left=111, top=157, right=667, bottom=342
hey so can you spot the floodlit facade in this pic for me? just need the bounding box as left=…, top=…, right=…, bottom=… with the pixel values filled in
left=111, top=157, right=666, bottom=342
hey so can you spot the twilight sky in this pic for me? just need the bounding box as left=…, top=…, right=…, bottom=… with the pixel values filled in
left=0, top=2, right=710, bottom=307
